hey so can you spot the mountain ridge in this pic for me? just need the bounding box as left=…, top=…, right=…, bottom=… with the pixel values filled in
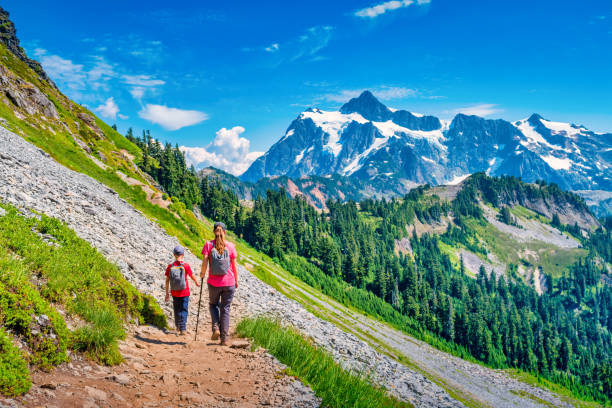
left=239, top=91, right=611, bottom=215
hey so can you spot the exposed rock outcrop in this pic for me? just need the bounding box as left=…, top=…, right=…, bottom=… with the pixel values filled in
left=0, top=64, right=58, bottom=119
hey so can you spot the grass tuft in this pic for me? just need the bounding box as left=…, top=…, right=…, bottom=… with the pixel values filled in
left=237, top=316, right=411, bottom=408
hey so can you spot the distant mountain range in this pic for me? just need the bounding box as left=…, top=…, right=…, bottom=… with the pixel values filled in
left=220, top=91, right=611, bottom=215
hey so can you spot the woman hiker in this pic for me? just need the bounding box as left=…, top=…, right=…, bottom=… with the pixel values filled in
left=201, top=221, right=238, bottom=346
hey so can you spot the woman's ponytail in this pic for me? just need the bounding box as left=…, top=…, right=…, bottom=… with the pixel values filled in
left=214, top=226, right=226, bottom=255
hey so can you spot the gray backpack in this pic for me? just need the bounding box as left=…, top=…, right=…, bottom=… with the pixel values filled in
left=169, top=264, right=186, bottom=291
left=209, top=244, right=230, bottom=276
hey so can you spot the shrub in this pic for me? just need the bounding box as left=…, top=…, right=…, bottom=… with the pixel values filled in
left=0, top=328, right=31, bottom=396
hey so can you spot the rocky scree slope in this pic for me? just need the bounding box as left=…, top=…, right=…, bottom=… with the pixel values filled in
left=1, top=122, right=584, bottom=408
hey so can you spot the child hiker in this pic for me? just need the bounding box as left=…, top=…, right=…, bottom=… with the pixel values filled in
left=165, top=245, right=199, bottom=336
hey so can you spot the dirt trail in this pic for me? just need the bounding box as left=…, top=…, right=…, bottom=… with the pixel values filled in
left=14, top=325, right=319, bottom=408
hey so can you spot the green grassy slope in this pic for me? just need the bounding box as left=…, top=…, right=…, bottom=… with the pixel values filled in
left=0, top=204, right=166, bottom=396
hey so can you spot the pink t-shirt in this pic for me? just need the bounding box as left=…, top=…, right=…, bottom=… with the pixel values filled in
left=202, top=240, right=237, bottom=287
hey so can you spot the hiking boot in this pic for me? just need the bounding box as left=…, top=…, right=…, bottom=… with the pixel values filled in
left=211, top=328, right=220, bottom=340
left=179, top=330, right=186, bottom=336
left=220, top=339, right=230, bottom=347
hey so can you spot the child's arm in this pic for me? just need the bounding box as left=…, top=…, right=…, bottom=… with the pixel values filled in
left=189, top=267, right=200, bottom=287
left=165, top=275, right=170, bottom=302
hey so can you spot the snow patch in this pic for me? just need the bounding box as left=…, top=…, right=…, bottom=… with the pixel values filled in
left=279, top=128, right=295, bottom=142
left=540, top=119, right=583, bottom=136
left=486, top=157, right=503, bottom=175
left=294, top=148, right=306, bottom=164
left=515, top=120, right=560, bottom=150
left=421, top=156, right=435, bottom=164
left=411, top=111, right=424, bottom=117
left=540, top=155, right=572, bottom=170
left=300, top=109, right=368, bottom=156
left=372, top=120, right=411, bottom=138
left=446, top=174, right=470, bottom=185
left=342, top=133, right=390, bottom=176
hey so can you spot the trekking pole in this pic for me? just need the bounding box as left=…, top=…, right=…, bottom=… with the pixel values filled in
left=194, top=276, right=204, bottom=341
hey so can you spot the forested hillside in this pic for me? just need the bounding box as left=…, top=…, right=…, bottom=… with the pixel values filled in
left=223, top=177, right=612, bottom=403
left=130, top=134, right=612, bottom=404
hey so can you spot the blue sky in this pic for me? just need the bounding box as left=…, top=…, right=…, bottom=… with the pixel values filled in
left=4, top=0, right=612, bottom=174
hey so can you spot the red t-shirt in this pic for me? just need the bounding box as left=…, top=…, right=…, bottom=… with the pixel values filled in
left=165, top=261, right=193, bottom=297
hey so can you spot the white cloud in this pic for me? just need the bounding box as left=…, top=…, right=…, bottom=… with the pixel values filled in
left=122, top=74, right=165, bottom=87
left=138, top=104, right=208, bottom=131
left=291, top=26, right=334, bottom=61
left=453, top=104, right=503, bottom=117
left=34, top=49, right=87, bottom=91
left=129, top=86, right=146, bottom=100
left=88, top=56, right=115, bottom=81
left=265, top=43, right=279, bottom=52
left=249, top=26, right=334, bottom=64
left=322, top=86, right=417, bottom=102
left=122, top=74, right=165, bottom=101
left=32, top=48, right=164, bottom=106
left=118, top=113, right=129, bottom=120
left=95, top=97, right=120, bottom=119
left=180, top=126, right=264, bottom=176
left=88, top=56, right=116, bottom=90
left=355, top=0, right=430, bottom=18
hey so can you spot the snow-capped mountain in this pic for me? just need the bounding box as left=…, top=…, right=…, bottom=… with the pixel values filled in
left=241, top=91, right=612, bottom=193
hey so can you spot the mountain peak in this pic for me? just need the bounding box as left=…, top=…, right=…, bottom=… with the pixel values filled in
left=340, top=90, right=392, bottom=122
left=527, top=113, right=543, bottom=124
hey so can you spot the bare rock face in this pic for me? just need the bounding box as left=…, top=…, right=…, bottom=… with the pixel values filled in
left=77, top=112, right=105, bottom=139
left=0, top=64, right=59, bottom=119
left=0, top=6, right=56, bottom=87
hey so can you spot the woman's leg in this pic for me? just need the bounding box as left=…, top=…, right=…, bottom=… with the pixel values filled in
left=219, top=286, right=235, bottom=342
left=208, top=284, right=222, bottom=334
